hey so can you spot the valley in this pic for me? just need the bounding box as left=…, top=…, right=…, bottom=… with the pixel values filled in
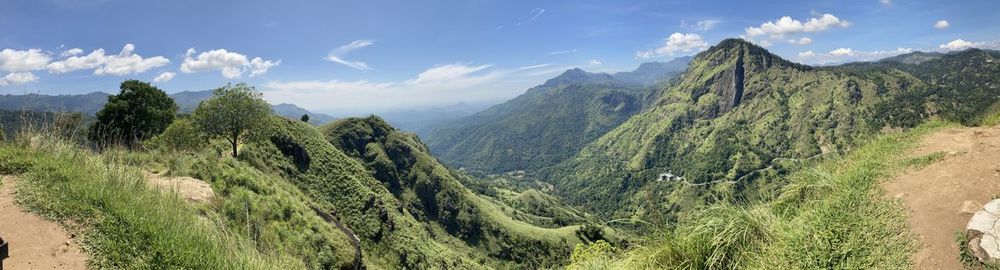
left=2, top=2, right=999, bottom=268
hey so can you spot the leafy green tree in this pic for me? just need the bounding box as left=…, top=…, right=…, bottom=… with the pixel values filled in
left=192, top=83, right=273, bottom=157
left=300, top=114, right=310, bottom=123
left=90, top=80, right=177, bottom=147
left=147, top=118, right=205, bottom=152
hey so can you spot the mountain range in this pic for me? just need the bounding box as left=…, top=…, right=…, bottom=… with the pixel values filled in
left=0, top=89, right=337, bottom=125
left=423, top=57, right=692, bottom=173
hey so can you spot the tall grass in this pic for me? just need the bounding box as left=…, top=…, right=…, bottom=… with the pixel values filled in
left=0, top=131, right=303, bottom=269
left=567, top=121, right=951, bottom=269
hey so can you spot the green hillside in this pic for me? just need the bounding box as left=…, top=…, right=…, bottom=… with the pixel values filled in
left=425, top=58, right=690, bottom=173
left=321, top=116, right=610, bottom=268
left=544, top=38, right=1000, bottom=220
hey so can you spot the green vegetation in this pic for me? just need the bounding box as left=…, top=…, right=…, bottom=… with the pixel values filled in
left=90, top=80, right=178, bottom=147
left=425, top=58, right=690, bottom=173
left=544, top=39, right=1000, bottom=222
left=192, top=83, right=274, bottom=157
left=566, top=121, right=949, bottom=269
left=0, top=133, right=306, bottom=269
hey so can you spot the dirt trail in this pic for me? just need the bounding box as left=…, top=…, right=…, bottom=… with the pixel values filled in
left=882, top=126, right=1000, bottom=270
left=0, top=175, right=88, bottom=269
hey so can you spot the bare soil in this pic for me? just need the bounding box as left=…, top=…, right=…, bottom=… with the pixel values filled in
left=0, top=175, right=88, bottom=269
left=145, top=172, right=215, bottom=204
left=882, top=126, right=1000, bottom=269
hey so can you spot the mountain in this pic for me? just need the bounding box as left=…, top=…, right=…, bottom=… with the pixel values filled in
left=544, top=39, right=1000, bottom=220
left=423, top=59, right=689, bottom=173
left=879, top=51, right=944, bottom=64
left=0, top=92, right=109, bottom=114
left=612, top=56, right=693, bottom=86
left=272, top=103, right=336, bottom=124
left=0, top=90, right=337, bottom=125
left=376, top=102, right=489, bottom=136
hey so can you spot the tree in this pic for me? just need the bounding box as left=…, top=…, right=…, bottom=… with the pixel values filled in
left=300, top=114, right=310, bottom=123
left=90, top=80, right=177, bottom=147
left=148, top=118, right=205, bottom=152
left=192, top=83, right=273, bottom=157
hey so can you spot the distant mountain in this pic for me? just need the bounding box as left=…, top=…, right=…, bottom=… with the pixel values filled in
left=0, top=89, right=336, bottom=125
left=377, top=102, right=489, bottom=136
left=879, top=51, right=945, bottom=64
left=612, top=56, right=693, bottom=86
left=0, top=92, right=109, bottom=115
left=545, top=39, right=1000, bottom=220
left=423, top=59, right=689, bottom=173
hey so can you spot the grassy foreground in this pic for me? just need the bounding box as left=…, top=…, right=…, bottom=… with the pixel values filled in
left=0, top=132, right=356, bottom=269
left=568, top=120, right=952, bottom=269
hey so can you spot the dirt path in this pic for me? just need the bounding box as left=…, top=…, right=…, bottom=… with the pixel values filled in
left=0, top=175, right=88, bottom=269
left=882, top=126, right=1000, bottom=269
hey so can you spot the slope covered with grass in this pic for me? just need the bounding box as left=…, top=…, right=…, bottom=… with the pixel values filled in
left=567, top=121, right=951, bottom=269
left=545, top=38, right=1000, bottom=221
left=321, top=116, right=605, bottom=268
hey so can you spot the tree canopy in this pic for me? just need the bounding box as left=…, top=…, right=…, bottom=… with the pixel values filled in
left=192, top=83, right=273, bottom=157
left=90, top=80, right=177, bottom=147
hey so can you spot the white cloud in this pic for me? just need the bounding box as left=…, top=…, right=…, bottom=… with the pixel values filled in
left=0, top=48, right=51, bottom=72
left=0, top=72, right=39, bottom=86
left=47, top=48, right=108, bottom=74
left=517, top=8, right=545, bottom=26
left=880, top=0, right=891, bottom=6
left=60, top=48, right=83, bottom=57
left=547, top=49, right=578, bottom=56
left=681, top=19, right=722, bottom=32
left=788, top=37, right=813, bottom=45
left=637, top=32, right=709, bottom=58
left=410, top=63, right=492, bottom=85
left=796, top=47, right=913, bottom=65
left=325, top=40, right=374, bottom=70
left=153, top=72, right=175, bottom=83
left=939, top=39, right=975, bottom=50
left=934, top=20, right=950, bottom=30
left=829, top=48, right=855, bottom=56
left=744, top=14, right=850, bottom=42
left=249, top=57, right=280, bottom=77
left=518, top=63, right=550, bottom=70
left=588, top=59, right=602, bottom=65
left=263, top=63, right=504, bottom=111
left=93, top=44, right=170, bottom=76
left=181, top=48, right=279, bottom=78
left=46, top=44, right=169, bottom=76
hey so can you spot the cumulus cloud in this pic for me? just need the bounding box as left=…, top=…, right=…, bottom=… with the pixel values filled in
left=880, top=0, right=891, bottom=6
left=588, top=59, right=602, bottom=65
left=745, top=14, right=850, bottom=39
left=93, top=44, right=170, bottom=76
left=153, top=72, right=175, bottom=83
left=681, top=19, right=722, bottom=32
left=788, top=37, right=813, bottom=45
left=934, top=20, right=950, bottom=30
left=637, top=32, right=709, bottom=58
left=263, top=63, right=504, bottom=111
left=47, top=48, right=108, bottom=74
left=181, top=48, right=279, bottom=78
left=0, top=72, right=39, bottom=86
left=0, top=48, right=51, bottom=72
left=60, top=48, right=83, bottom=57
left=939, top=39, right=975, bottom=50
left=325, top=40, right=374, bottom=70
left=796, top=47, right=914, bottom=65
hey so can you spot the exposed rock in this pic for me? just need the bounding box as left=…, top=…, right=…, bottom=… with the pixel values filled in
left=145, top=172, right=215, bottom=204
left=965, top=199, right=1000, bottom=262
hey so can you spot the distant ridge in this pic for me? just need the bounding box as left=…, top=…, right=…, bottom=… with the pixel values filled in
left=0, top=89, right=337, bottom=125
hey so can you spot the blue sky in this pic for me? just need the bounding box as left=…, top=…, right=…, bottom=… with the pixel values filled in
left=1, top=0, right=998, bottom=114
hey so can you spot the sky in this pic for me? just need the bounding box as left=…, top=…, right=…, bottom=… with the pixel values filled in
left=1, top=0, right=999, bottom=114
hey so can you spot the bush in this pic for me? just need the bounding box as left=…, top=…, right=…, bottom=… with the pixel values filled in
left=146, top=118, right=205, bottom=152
